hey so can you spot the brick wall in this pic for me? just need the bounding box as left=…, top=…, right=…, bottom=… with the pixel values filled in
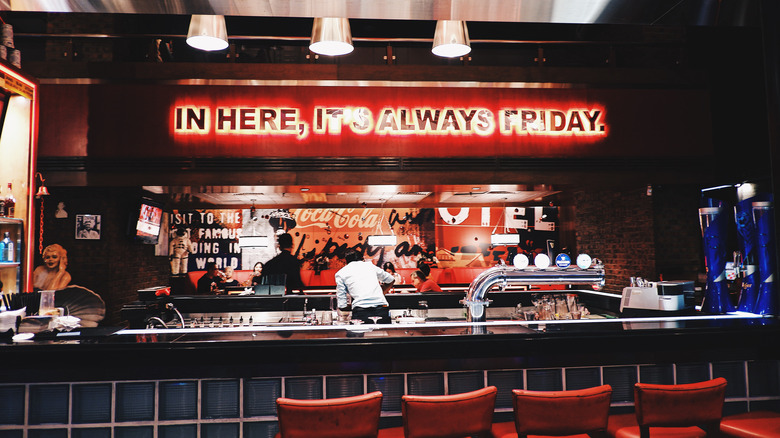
left=652, top=184, right=705, bottom=283
left=45, top=13, right=115, bottom=62
left=35, top=187, right=169, bottom=326
left=573, top=184, right=703, bottom=295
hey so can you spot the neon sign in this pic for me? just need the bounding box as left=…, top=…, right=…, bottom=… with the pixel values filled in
left=173, top=103, right=607, bottom=139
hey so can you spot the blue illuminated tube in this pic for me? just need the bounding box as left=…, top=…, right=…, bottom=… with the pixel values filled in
left=734, top=197, right=759, bottom=312
left=752, top=199, right=776, bottom=316
left=699, top=199, right=735, bottom=314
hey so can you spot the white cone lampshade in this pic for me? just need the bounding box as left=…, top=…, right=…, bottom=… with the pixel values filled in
left=432, top=20, right=471, bottom=58
left=186, top=15, right=229, bottom=51
left=310, top=17, right=354, bottom=56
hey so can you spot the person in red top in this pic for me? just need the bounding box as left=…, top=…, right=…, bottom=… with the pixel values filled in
left=411, top=269, right=442, bottom=293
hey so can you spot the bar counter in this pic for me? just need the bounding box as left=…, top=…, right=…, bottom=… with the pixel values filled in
left=2, top=294, right=779, bottom=437
left=2, top=303, right=778, bottom=384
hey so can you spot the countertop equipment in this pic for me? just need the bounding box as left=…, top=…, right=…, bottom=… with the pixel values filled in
left=620, top=280, right=694, bottom=312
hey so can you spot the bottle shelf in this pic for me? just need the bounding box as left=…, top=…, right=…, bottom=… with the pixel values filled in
left=0, top=218, right=23, bottom=294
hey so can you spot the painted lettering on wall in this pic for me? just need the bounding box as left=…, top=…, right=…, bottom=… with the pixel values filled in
left=171, top=209, right=243, bottom=272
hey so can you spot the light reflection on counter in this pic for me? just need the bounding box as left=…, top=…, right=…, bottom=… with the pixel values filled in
left=116, top=311, right=771, bottom=337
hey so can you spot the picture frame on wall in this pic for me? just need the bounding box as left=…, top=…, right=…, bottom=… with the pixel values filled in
left=75, top=214, right=101, bottom=240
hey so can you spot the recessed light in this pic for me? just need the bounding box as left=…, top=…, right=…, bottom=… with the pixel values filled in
left=300, top=188, right=310, bottom=192
left=472, top=187, right=481, bottom=191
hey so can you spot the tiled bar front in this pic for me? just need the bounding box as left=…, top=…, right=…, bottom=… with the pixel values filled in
left=2, top=360, right=780, bottom=438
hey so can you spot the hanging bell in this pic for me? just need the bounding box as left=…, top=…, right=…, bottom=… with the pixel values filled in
left=36, top=185, right=50, bottom=198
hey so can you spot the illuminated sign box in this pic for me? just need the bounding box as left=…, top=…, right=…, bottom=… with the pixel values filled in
left=491, top=233, right=520, bottom=245
left=367, top=235, right=398, bottom=246
left=238, top=236, right=270, bottom=248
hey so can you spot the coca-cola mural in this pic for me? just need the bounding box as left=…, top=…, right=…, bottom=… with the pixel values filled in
left=168, top=206, right=558, bottom=274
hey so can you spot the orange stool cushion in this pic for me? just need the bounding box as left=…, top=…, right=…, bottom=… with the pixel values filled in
left=275, top=391, right=383, bottom=438
left=607, top=412, right=706, bottom=438
left=512, top=385, right=612, bottom=436
left=633, top=378, right=727, bottom=429
left=377, top=427, right=403, bottom=437
left=491, top=421, right=592, bottom=438
left=402, top=386, right=497, bottom=438
left=720, top=411, right=780, bottom=438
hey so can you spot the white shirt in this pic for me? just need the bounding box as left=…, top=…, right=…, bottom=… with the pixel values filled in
left=335, top=261, right=395, bottom=309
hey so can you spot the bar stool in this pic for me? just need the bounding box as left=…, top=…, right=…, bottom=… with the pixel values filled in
left=490, top=384, right=613, bottom=438
left=275, top=391, right=383, bottom=438
left=607, top=377, right=727, bottom=438
left=720, top=411, right=780, bottom=437
left=378, top=386, right=497, bottom=438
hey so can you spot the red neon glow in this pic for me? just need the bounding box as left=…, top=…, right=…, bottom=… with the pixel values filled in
left=0, top=63, right=39, bottom=292
left=499, top=106, right=607, bottom=137
left=173, top=103, right=603, bottom=139
left=173, top=106, right=210, bottom=135
left=174, top=105, right=310, bottom=139
left=372, top=107, right=495, bottom=136
left=313, top=106, right=374, bottom=135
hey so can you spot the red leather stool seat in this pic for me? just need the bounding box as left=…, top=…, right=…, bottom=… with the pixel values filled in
left=720, top=411, right=780, bottom=437
left=491, top=420, right=594, bottom=437
left=275, top=391, right=383, bottom=438
left=607, top=377, right=727, bottom=438
left=491, top=384, right=612, bottom=438
left=379, top=386, right=497, bottom=438
left=607, top=413, right=707, bottom=438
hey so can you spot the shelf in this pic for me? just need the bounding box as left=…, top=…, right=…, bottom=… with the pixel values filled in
left=0, top=262, right=20, bottom=268
left=0, top=217, right=23, bottom=225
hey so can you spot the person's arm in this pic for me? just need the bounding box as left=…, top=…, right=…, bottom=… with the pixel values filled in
left=375, top=265, right=395, bottom=294
left=291, top=260, right=305, bottom=293
left=380, top=281, right=394, bottom=294
left=197, top=274, right=211, bottom=295
left=335, top=274, right=349, bottom=310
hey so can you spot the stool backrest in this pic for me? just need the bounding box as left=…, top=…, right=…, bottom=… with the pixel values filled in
left=512, top=384, right=613, bottom=437
left=634, top=377, right=727, bottom=437
left=276, top=391, right=383, bottom=438
left=402, top=386, right=497, bottom=438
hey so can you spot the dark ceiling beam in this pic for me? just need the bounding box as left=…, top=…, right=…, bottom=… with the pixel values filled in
left=27, top=62, right=706, bottom=86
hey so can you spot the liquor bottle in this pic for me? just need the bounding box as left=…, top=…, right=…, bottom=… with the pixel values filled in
left=1, top=232, right=11, bottom=262
left=3, top=183, right=14, bottom=218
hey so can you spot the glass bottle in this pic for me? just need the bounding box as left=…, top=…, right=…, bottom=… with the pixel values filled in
left=1, top=232, right=12, bottom=262
left=3, top=183, right=14, bottom=218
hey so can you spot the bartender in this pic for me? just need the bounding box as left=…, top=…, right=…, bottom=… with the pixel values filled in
left=335, top=250, right=395, bottom=324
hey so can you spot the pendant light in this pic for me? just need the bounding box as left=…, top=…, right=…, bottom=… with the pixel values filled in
left=310, top=17, right=354, bottom=56
left=186, top=15, right=229, bottom=51
left=432, top=20, right=471, bottom=58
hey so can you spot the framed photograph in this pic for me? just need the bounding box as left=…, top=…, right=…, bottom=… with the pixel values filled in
left=75, top=214, right=101, bottom=240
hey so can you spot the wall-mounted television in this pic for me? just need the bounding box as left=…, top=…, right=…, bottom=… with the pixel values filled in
left=131, top=198, right=164, bottom=244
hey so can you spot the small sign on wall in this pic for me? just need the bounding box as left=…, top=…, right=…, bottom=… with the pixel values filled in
left=75, top=214, right=101, bottom=240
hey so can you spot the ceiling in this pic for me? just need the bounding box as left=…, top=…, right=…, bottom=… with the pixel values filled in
left=4, top=0, right=760, bottom=209
left=0, top=0, right=747, bottom=26
left=144, top=184, right=561, bottom=208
